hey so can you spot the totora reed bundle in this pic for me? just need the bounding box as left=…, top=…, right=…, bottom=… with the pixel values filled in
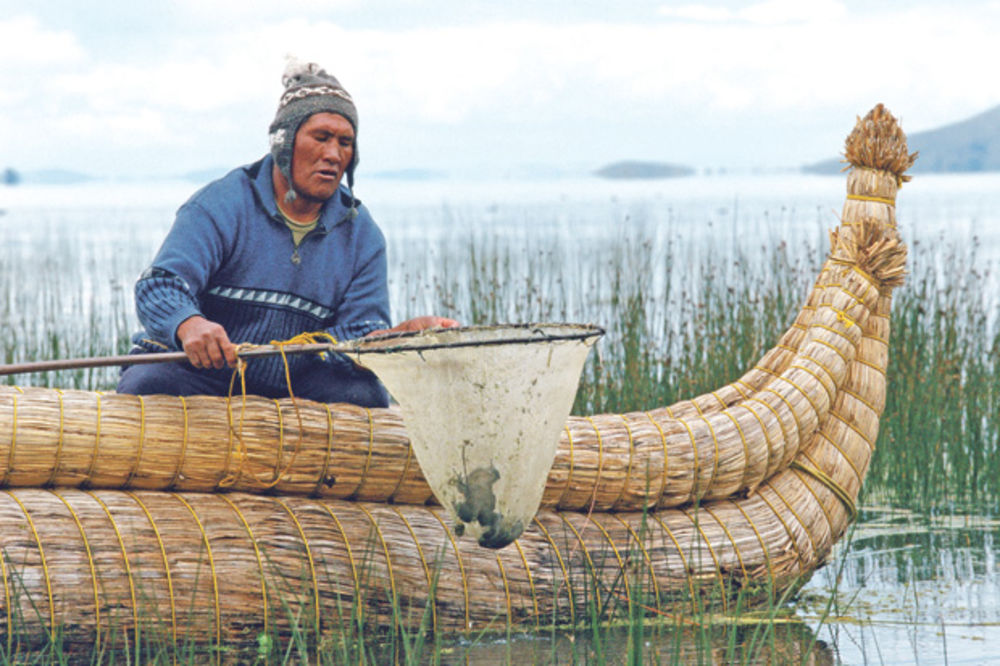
left=0, top=105, right=912, bottom=647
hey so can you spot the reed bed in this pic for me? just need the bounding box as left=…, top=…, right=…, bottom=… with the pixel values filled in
left=870, top=238, right=1000, bottom=512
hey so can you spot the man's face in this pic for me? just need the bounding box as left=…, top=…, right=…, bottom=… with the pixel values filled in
left=290, top=112, right=355, bottom=203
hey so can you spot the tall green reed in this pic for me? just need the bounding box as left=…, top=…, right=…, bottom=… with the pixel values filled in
left=410, top=224, right=998, bottom=512
left=414, top=226, right=818, bottom=416
left=871, top=234, right=1000, bottom=512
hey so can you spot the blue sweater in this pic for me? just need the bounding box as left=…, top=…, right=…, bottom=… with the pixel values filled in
left=132, top=155, right=390, bottom=391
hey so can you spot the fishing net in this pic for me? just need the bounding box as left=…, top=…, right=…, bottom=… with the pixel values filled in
left=339, top=323, right=603, bottom=548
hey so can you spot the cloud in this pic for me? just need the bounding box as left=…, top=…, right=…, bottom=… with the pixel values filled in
left=233, top=9, right=997, bottom=127
left=657, top=4, right=735, bottom=22
left=740, top=0, right=846, bottom=25
left=11, top=8, right=996, bottom=124
left=5, top=4, right=1000, bottom=173
left=50, top=108, right=170, bottom=144
left=169, top=0, right=360, bottom=21
left=0, top=16, right=87, bottom=123
left=660, top=0, right=847, bottom=25
left=54, top=58, right=271, bottom=113
left=0, top=15, right=84, bottom=64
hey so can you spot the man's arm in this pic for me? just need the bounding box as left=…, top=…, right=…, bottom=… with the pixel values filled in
left=176, top=316, right=238, bottom=369
left=321, top=211, right=458, bottom=344
left=367, top=315, right=459, bottom=337
left=135, top=200, right=236, bottom=367
left=323, top=222, right=393, bottom=343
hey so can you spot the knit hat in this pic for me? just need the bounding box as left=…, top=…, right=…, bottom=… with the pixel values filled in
left=268, top=58, right=359, bottom=202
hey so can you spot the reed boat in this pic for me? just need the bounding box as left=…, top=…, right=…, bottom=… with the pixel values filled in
left=0, top=106, right=914, bottom=650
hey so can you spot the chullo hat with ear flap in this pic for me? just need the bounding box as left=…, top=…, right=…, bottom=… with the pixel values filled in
left=268, top=58, right=360, bottom=204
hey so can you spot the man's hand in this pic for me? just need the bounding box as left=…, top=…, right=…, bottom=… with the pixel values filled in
left=367, top=315, right=460, bottom=338
left=177, top=316, right=238, bottom=369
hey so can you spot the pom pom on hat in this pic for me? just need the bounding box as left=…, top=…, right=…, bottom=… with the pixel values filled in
left=269, top=56, right=359, bottom=202
left=281, top=58, right=325, bottom=87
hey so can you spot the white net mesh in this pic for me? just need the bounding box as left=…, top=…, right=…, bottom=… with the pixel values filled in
left=342, top=324, right=602, bottom=548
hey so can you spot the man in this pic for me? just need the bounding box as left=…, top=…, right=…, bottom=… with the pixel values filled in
left=117, top=59, right=456, bottom=407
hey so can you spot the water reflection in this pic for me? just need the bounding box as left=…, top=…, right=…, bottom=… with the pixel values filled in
left=800, top=506, right=1000, bottom=664
left=437, top=621, right=835, bottom=664
left=436, top=508, right=1000, bottom=663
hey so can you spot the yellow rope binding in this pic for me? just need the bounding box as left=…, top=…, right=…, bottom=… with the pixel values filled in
left=389, top=506, right=438, bottom=633
left=169, top=396, right=190, bottom=488
left=358, top=504, right=403, bottom=631
left=767, top=480, right=822, bottom=566
left=126, top=491, right=179, bottom=655
left=274, top=497, right=321, bottom=644
left=0, top=515, right=12, bottom=657
left=85, top=392, right=102, bottom=483
left=846, top=193, right=895, bottom=206
left=5, top=491, right=55, bottom=641
left=589, top=516, right=632, bottom=614
left=832, top=308, right=857, bottom=329
left=790, top=460, right=858, bottom=522
left=512, top=539, right=540, bottom=629
left=315, top=403, right=337, bottom=496
left=216, top=495, right=269, bottom=634
left=51, top=491, right=102, bottom=655
left=3, top=392, right=18, bottom=487
left=556, top=424, right=576, bottom=506
left=531, top=517, right=575, bottom=625
left=173, top=493, right=222, bottom=660
left=87, top=491, right=140, bottom=660
left=494, top=552, right=514, bottom=631
left=610, top=415, right=634, bottom=510
left=124, top=395, right=146, bottom=487
left=47, top=390, right=65, bottom=486
left=220, top=331, right=339, bottom=489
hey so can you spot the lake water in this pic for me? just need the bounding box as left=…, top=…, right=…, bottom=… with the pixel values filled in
left=2, top=172, right=999, bottom=663
left=801, top=508, right=1000, bottom=665
left=5, top=171, right=998, bottom=333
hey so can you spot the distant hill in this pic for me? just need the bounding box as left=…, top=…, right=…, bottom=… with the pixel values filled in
left=369, top=168, right=448, bottom=180
left=21, top=169, right=95, bottom=185
left=182, top=167, right=230, bottom=184
left=803, top=105, right=1000, bottom=174
left=595, top=160, right=694, bottom=179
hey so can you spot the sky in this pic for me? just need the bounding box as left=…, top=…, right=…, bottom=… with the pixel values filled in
left=2, top=0, right=999, bottom=180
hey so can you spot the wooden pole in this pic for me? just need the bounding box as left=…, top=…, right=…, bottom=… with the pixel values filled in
left=0, top=343, right=339, bottom=377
